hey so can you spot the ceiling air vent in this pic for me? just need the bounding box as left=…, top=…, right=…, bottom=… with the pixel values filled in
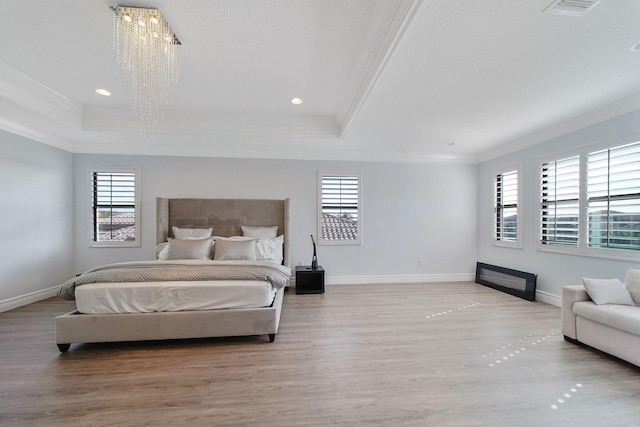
left=544, top=0, right=600, bottom=16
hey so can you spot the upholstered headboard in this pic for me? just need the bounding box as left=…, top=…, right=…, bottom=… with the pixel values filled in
left=156, top=198, right=290, bottom=267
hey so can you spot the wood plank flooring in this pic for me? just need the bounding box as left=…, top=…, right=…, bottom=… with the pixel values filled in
left=1, top=282, right=639, bottom=426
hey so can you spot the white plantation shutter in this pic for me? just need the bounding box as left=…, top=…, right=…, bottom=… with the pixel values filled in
left=318, top=173, right=361, bottom=245
left=540, top=156, right=580, bottom=247
left=587, top=142, right=640, bottom=251
left=90, top=169, right=139, bottom=247
left=495, top=168, right=519, bottom=244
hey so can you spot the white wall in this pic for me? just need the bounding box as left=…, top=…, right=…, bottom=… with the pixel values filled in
left=73, top=154, right=478, bottom=283
left=477, top=110, right=640, bottom=303
left=0, top=131, right=73, bottom=311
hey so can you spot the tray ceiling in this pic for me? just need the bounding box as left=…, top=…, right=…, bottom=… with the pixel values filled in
left=1, top=0, right=639, bottom=163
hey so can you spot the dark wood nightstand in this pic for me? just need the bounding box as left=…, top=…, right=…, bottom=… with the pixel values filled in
left=295, top=266, right=325, bottom=294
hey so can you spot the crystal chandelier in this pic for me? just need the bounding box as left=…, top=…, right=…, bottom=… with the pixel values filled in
left=111, top=6, right=180, bottom=135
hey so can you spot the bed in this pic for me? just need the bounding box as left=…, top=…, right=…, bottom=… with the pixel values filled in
left=54, top=198, right=291, bottom=352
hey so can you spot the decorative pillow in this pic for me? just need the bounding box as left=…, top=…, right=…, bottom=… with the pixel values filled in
left=165, top=237, right=214, bottom=260
left=214, top=235, right=255, bottom=241
left=213, top=239, right=257, bottom=261
left=582, top=277, right=635, bottom=305
left=624, top=268, right=640, bottom=305
left=172, top=226, right=213, bottom=240
left=154, top=242, right=170, bottom=260
left=241, top=225, right=278, bottom=239
left=256, top=235, right=284, bottom=264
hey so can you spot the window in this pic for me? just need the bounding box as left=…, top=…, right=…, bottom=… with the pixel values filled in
left=540, top=156, right=580, bottom=247
left=538, top=140, right=640, bottom=260
left=89, top=168, right=140, bottom=247
left=587, top=142, right=640, bottom=251
left=494, top=166, right=521, bottom=247
left=318, top=172, right=361, bottom=245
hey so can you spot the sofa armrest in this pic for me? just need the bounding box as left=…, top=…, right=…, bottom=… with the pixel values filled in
left=561, top=285, right=591, bottom=340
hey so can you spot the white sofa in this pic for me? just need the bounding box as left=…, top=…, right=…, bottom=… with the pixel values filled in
left=562, top=285, right=640, bottom=367
left=562, top=268, right=640, bottom=367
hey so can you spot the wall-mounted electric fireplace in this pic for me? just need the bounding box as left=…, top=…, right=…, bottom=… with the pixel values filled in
left=475, top=262, right=537, bottom=301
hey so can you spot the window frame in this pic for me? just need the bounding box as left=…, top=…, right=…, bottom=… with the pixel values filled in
left=88, top=167, right=140, bottom=248
left=537, top=137, right=640, bottom=262
left=317, top=171, right=362, bottom=246
left=493, top=164, right=523, bottom=248
left=586, top=141, right=640, bottom=254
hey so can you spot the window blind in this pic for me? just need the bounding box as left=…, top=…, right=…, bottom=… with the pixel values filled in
left=92, top=171, right=137, bottom=243
left=540, top=156, right=580, bottom=247
left=587, top=142, right=640, bottom=251
left=495, top=170, right=518, bottom=241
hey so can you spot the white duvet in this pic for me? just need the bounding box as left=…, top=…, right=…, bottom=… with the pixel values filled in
left=57, top=259, right=292, bottom=301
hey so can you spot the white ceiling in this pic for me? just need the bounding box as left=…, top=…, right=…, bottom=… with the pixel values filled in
left=1, top=0, right=639, bottom=163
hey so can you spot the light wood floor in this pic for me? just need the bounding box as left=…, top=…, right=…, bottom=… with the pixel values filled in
left=1, top=282, right=639, bottom=427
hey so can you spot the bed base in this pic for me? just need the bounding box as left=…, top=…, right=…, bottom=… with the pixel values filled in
left=55, top=287, right=284, bottom=352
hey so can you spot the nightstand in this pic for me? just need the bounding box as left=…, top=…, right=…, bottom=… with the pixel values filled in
left=295, top=266, right=325, bottom=294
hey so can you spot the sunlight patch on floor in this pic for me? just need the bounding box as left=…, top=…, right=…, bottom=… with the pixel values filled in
left=481, top=329, right=557, bottom=367
left=425, top=302, right=480, bottom=319
left=550, top=384, right=583, bottom=410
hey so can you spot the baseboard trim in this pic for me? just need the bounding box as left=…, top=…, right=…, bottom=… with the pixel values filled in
left=325, top=273, right=475, bottom=285
left=0, top=286, right=59, bottom=313
left=536, top=290, right=561, bottom=307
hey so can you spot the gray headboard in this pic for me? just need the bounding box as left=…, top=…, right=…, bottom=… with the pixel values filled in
left=156, top=198, right=290, bottom=267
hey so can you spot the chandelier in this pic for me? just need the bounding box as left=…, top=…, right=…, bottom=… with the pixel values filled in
left=111, top=6, right=181, bottom=135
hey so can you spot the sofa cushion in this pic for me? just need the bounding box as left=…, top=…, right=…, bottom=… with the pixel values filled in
left=582, top=277, right=635, bottom=306
left=624, top=268, right=640, bottom=305
left=573, top=301, right=640, bottom=336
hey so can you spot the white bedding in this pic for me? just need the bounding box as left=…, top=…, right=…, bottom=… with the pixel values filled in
left=75, top=280, right=276, bottom=314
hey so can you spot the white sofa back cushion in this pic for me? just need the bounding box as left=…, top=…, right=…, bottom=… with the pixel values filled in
left=582, top=277, right=635, bottom=306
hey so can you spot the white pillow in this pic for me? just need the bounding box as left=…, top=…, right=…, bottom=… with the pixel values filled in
left=165, top=237, right=214, bottom=260
left=172, top=226, right=213, bottom=240
left=241, top=225, right=278, bottom=239
left=213, top=239, right=257, bottom=261
left=214, top=235, right=255, bottom=242
left=154, top=242, right=170, bottom=260
left=624, top=268, right=640, bottom=305
left=256, top=235, right=284, bottom=264
left=582, top=277, right=635, bottom=305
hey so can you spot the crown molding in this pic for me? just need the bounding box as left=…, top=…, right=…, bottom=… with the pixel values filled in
left=72, top=133, right=476, bottom=164
left=336, top=0, right=423, bottom=138
left=477, top=93, right=640, bottom=163
left=0, top=61, right=82, bottom=130
left=0, top=115, right=74, bottom=152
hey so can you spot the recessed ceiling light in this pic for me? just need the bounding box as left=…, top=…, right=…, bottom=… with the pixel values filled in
left=290, top=97, right=303, bottom=105
left=95, top=88, right=111, bottom=96
left=630, top=42, right=640, bottom=52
